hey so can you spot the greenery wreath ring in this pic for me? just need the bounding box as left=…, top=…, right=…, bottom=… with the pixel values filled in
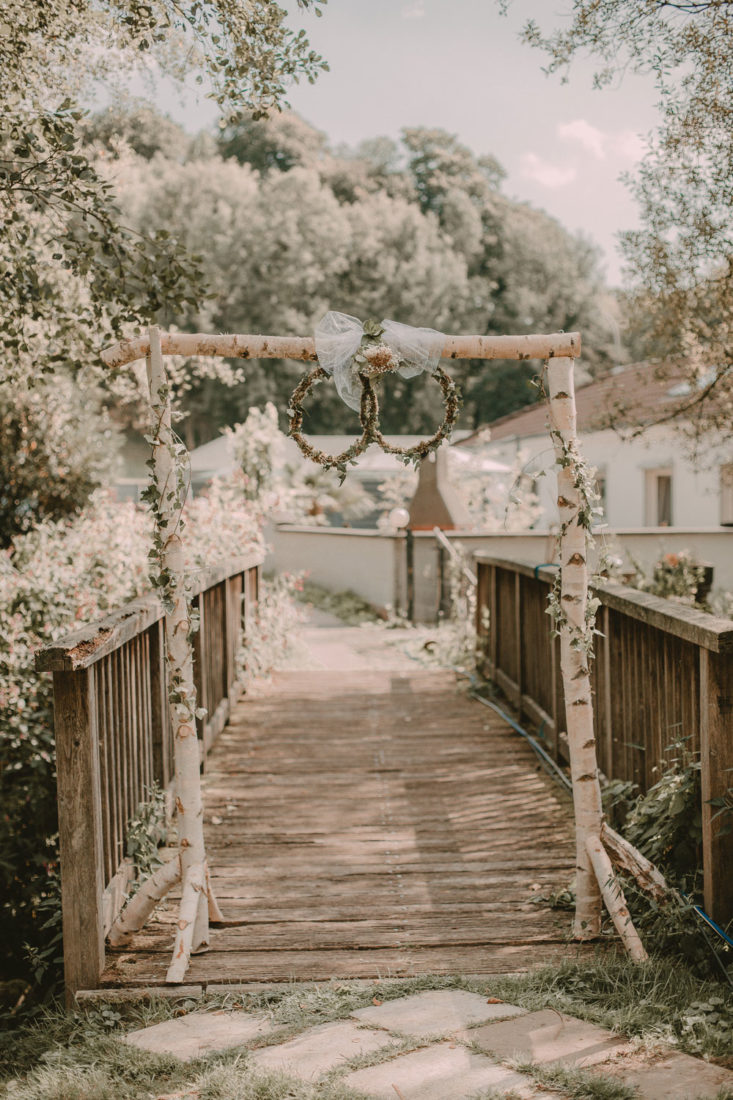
left=289, top=359, right=462, bottom=474
left=370, top=365, right=461, bottom=462
left=288, top=365, right=378, bottom=471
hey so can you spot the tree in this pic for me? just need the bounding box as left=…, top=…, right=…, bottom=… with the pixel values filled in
left=0, top=375, right=116, bottom=548
left=512, top=0, right=733, bottom=439
left=0, top=0, right=327, bottom=535
left=82, top=104, right=191, bottom=162
left=218, top=110, right=328, bottom=172
left=108, top=112, right=614, bottom=439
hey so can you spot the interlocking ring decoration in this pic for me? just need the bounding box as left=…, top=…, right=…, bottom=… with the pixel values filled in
left=288, top=313, right=461, bottom=477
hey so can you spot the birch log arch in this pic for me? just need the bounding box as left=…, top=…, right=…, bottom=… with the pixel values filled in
left=100, top=323, right=646, bottom=984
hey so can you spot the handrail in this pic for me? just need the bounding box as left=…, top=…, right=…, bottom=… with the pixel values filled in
left=474, top=554, right=733, bottom=925
left=35, top=552, right=263, bottom=998
left=475, top=554, right=733, bottom=653
left=37, top=553, right=263, bottom=672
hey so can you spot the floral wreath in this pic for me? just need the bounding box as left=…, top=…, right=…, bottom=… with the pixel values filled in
left=288, top=313, right=461, bottom=479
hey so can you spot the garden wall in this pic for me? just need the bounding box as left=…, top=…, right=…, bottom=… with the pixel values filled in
left=268, top=525, right=733, bottom=621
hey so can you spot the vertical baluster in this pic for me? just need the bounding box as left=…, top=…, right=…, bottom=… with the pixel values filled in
left=105, top=653, right=121, bottom=871
left=95, top=662, right=112, bottom=884
left=141, top=632, right=153, bottom=790
left=114, top=649, right=129, bottom=852
left=193, top=592, right=204, bottom=747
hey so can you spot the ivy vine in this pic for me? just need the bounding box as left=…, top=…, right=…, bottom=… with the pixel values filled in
left=540, top=366, right=605, bottom=658
left=139, top=380, right=205, bottom=726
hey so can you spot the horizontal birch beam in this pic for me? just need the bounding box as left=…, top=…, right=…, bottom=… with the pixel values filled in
left=101, top=331, right=581, bottom=370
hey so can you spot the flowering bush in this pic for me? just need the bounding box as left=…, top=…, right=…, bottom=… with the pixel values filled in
left=0, top=472, right=272, bottom=994
left=635, top=550, right=708, bottom=606
left=0, top=494, right=150, bottom=984
left=238, top=573, right=306, bottom=687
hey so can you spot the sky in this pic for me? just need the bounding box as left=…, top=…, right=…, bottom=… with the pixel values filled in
left=134, top=0, right=662, bottom=286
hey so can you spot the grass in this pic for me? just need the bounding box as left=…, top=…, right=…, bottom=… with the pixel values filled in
left=296, top=581, right=381, bottom=625
left=2, top=959, right=732, bottom=1100
left=512, top=1059, right=638, bottom=1100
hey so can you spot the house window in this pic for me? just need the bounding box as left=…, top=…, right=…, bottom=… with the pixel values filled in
left=594, top=468, right=607, bottom=521
left=645, top=469, right=673, bottom=526
left=721, top=464, right=733, bottom=526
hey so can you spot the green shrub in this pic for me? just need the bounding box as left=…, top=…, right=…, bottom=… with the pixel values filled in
left=603, top=742, right=732, bottom=976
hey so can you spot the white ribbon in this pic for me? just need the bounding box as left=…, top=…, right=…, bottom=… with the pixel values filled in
left=314, top=311, right=444, bottom=413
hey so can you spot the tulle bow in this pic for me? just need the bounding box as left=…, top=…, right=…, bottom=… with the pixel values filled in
left=314, top=311, right=444, bottom=412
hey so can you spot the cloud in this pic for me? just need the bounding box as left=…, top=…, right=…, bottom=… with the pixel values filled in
left=401, top=1, right=425, bottom=17
left=612, top=129, right=646, bottom=162
left=557, top=119, right=606, bottom=160
left=520, top=152, right=577, bottom=188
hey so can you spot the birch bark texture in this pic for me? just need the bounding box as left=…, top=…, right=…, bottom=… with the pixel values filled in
left=545, top=357, right=604, bottom=937
left=545, top=357, right=646, bottom=958
left=108, top=326, right=222, bottom=981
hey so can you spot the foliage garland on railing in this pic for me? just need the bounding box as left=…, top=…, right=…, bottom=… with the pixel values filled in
left=288, top=319, right=461, bottom=479
left=538, top=365, right=604, bottom=659
left=545, top=429, right=604, bottom=657
left=139, top=380, right=204, bottom=722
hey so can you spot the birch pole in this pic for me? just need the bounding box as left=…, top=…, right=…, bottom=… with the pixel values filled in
left=109, top=325, right=222, bottom=981
left=546, top=357, right=647, bottom=957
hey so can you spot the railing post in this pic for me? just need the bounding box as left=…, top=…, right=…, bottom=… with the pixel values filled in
left=699, top=648, right=733, bottom=923
left=53, top=668, right=105, bottom=1001
left=437, top=540, right=451, bottom=618
left=405, top=529, right=415, bottom=623
left=514, top=572, right=523, bottom=718
left=489, top=563, right=498, bottom=676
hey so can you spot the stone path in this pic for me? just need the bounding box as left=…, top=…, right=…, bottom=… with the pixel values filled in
left=123, top=987, right=733, bottom=1099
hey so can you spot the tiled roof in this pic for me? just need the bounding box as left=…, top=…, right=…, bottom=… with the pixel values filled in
left=459, top=361, right=690, bottom=443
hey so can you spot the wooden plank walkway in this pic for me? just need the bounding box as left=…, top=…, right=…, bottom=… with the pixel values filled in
left=102, top=667, right=592, bottom=988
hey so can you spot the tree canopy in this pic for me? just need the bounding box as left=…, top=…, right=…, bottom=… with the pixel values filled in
left=0, top=0, right=327, bottom=541
left=512, top=0, right=733, bottom=439
left=111, top=112, right=615, bottom=441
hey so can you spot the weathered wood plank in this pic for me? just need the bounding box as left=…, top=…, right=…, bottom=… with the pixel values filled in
left=101, top=941, right=603, bottom=986
left=35, top=554, right=263, bottom=671
left=102, top=667, right=582, bottom=988
left=700, top=649, right=733, bottom=923
left=53, top=669, right=106, bottom=1000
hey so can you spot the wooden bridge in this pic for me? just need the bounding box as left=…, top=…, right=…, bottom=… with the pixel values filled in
left=37, top=550, right=733, bottom=997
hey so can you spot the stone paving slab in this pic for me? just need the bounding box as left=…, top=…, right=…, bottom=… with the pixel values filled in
left=248, top=1019, right=393, bottom=1080
left=343, top=1043, right=549, bottom=1099
left=462, top=1008, right=628, bottom=1068
left=124, top=1010, right=271, bottom=1061
left=352, top=989, right=526, bottom=1037
left=605, top=1051, right=733, bottom=1100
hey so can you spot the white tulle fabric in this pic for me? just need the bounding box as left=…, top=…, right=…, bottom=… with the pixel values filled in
left=314, top=311, right=444, bottom=412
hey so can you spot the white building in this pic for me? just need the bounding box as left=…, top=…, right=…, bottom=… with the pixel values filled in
left=459, top=361, right=733, bottom=530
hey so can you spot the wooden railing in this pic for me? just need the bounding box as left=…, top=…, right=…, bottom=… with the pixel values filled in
left=475, top=555, right=733, bottom=925
left=36, top=553, right=262, bottom=996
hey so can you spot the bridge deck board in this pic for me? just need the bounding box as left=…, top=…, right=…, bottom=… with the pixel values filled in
left=101, top=668, right=596, bottom=988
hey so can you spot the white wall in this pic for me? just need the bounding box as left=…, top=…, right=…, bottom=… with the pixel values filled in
left=269, top=524, right=733, bottom=619
left=267, top=526, right=404, bottom=612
